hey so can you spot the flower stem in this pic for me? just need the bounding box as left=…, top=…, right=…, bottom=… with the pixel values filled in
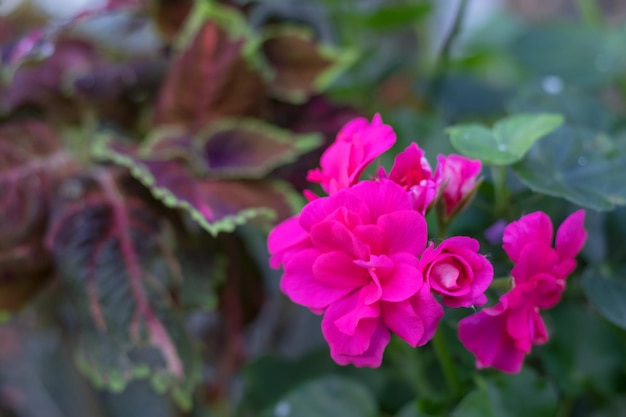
left=491, top=165, right=509, bottom=216
left=432, top=329, right=461, bottom=398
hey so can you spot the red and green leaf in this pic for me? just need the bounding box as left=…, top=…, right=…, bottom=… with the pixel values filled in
left=153, top=3, right=267, bottom=131
left=258, top=25, right=357, bottom=104
left=93, top=135, right=301, bottom=235
left=46, top=170, right=202, bottom=409
left=0, top=121, right=75, bottom=311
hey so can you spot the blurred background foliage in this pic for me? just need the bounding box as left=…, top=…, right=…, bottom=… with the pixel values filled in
left=1, top=0, right=626, bottom=416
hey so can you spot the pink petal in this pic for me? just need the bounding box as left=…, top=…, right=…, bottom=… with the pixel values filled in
left=377, top=210, right=428, bottom=255
left=502, top=212, right=553, bottom=263
left=331, top=321, right=390, bottom=368
left=280, top=249, right=355, bottom=310
left=350, top=179, right=413, bottom=221
left=312, top=251, right=370, bottom=288
left=267, top=216, right=310, bottom=268
left=331, top=288, right=381, bottom=335
left=382, top=285, right=443, bottom=347
left=379, top=262, right=423, bottom=302
left=353, top=224, right=385, bottom=255
left=300, top=191, right=369, bottom=231
left=510, top=242, right=559, bottom=285
left=458, top=308, right=526, bottom=374
left=310, top=220, right=368, bottom=260
left=322, top=294, right=381, bottom=357
left=555, top=210, right=587, bottom=261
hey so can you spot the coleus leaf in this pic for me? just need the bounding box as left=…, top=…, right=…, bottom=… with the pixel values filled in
left=46, top=170, right=201, bottom=409
left=0, top=120, right=76, bottom=311
left=153, top=3, right=267, bottom=131
left=93, top=133, right=301, bottom=235
left=258, top=24, right=357, bottom=104
left=151, top=0, right=194, bottom=42
left=140, top=119, right=321, bottom=178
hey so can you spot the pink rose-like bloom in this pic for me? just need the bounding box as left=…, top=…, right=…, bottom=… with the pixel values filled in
left=268, top=180, right=443, bottom=367
left=382, top=143, right=437, bottom=214
left=435, top=154, right=482, bottom=217
left=458, top=282, right=548, bottom=374
left=419, top=236, right=493, bottom=308
left=307, top=114, right=396, bottom=195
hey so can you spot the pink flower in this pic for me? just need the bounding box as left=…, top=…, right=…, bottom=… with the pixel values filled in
left=458, top=210, right=587, bottom=373
left=435, top=154, right=482, bottom=217
left=383, top=143, right=437, bottom=213
left=458, top=282, right=548, bottom=374
left=307, top=114, right=396, bottom=194
left=268, top=180, right=443, bottom=367
left=419, top=236, right=493, bottom=308
left=504, top=210, right=587, bottom=308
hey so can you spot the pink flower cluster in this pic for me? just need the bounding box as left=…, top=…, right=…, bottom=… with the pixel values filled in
left=268, top=114, right=488, bottom=367
left=458, top=211, right=587, bottom=373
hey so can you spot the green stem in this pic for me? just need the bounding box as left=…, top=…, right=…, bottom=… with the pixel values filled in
left=432, top=329, right=461, bottom=398
left=491, top=164, right=509, bottom=216
left=555, top=395, right=574, bottom=417
left=427, top=0, right=470, bottom=100
left=575, top=0, right=602, bottom=27
left=489, top=276, right=513, bottom=291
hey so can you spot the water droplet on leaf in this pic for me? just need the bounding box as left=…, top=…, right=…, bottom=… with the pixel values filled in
left=541, top=75, right=563, bottom=95
left=275, top=401, right=291, bottom=417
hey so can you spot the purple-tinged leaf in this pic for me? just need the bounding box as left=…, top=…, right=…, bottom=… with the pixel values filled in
left=93, top=137, right=297, bottom=235
left=46, top=169, right=200, bottom=409
left=0, top=121, right=76, bottom=311
left=259, top=25, right=357, bottom=104
left=153, top=8, right=267, bottom=131
left=140, top=119, right=321, bottom=179
left=2, top=38, right=99, bottom=118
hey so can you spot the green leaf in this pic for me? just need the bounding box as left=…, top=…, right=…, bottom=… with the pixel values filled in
left=451, top=369, right=558, bottom=417
left=363, top=3, right=432, bottom=31
left=259, top=375, right=378, bottom=417
left=582, top=266, right=626, bottom=330
left=512, top=126, right=626, bottom=211
left=447, top=113, right=563, bottom=165
left=539, top=301, right=626, bottom=396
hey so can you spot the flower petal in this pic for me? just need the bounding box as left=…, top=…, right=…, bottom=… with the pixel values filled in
left=502, top=211, right=553, bottom=263
left=555, top=210, right=587, bottom=260
left=377, top=210, right=427, bottom=255
left=281, top=249, right=355, bottom=310
left=267, top=216, right=310, bottom=268
left=313, top=251, right=370, bottom=288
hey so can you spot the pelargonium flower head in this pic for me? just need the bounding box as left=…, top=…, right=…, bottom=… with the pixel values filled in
left=504, top=210, right=586, bottom=307
left=306, top=114, right=396, bottom=194
left=384, top=143, right=437, bottom=213
left=268, top=179, right=443, bottom=367
left=419, top=236, right=493, bottom=308
left=458, top=282, right=548, bottom=374
left=435, top=154, right=482, bottom=217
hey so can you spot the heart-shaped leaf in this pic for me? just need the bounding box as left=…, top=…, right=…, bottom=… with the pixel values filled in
left=259, top=375, right=378, bottom=417
left=46, top=170, right=201, bottom=409
left=582, top=266, right=626, bottom=331
left=512, top=126, right=626, bottom=211
left=451, top=369, right=557, bottom=417
left=259, top=24, right=357, bottom=104
left=447, top=113, right=563, bottom=165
